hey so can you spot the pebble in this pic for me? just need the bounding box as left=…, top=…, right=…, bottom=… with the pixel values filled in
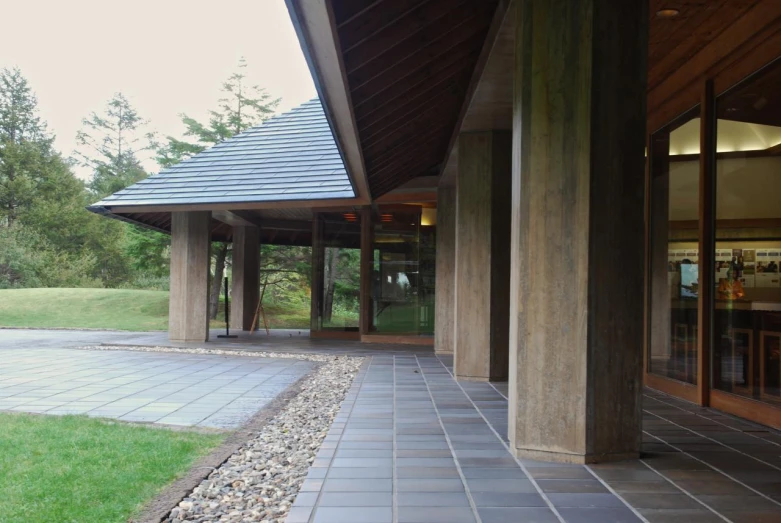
left=84, top=344, right=362, bottom=523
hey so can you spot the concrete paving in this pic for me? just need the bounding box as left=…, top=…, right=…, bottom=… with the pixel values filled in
left=0, top=330, right=314, bottom=429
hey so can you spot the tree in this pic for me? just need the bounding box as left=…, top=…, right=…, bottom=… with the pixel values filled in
left=75, top=92, right=156, bottom=198
left=0, top=67, right=52, bottom=227
left=158, top=58, right=280, bottom=318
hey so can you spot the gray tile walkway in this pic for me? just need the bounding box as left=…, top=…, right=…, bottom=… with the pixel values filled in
left=291, top=353, right=781, bottom=523
left=0, top=347, right=313, bottom=428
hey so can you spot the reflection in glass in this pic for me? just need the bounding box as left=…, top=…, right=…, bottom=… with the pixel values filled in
left=370, top=205, right=435, bottom=335
left=713, top=59, right=781, bottom=403
left=315, top=212, right=361, bottom=331
left=648, top=107, right=700, bottom=384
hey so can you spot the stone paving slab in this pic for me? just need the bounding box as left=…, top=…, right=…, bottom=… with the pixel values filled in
left=0, top=347, right=313, bottom=428
left=291, top=353, right=781, bottom=523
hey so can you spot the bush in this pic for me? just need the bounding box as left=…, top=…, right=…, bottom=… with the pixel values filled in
left=118, top=274, right=170, bottom=291
left=0, top=225, right=99, bottom=289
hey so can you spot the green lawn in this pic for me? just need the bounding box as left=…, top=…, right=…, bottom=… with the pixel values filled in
left=0, top=412, right=223, bottom=523
left=0, top=288, right=316, bottom=331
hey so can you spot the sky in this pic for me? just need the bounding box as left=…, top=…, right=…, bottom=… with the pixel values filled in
left=0, top=0, right=317, bottom=178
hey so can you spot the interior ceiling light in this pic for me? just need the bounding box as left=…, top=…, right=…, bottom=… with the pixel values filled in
left=656, top=8, right=680, bottom=18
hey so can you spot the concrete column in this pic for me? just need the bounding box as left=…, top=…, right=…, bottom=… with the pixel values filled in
left=435, top=185, right=456, bottom=355
left=169, top=211, right=212, bottom=342
left=508, top=0, right=648, bottom=463
left=454, top=131, right=511, bottom=381
left=230, top=226, right=260, bottom=331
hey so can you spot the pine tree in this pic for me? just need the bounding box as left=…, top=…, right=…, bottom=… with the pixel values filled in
left=158, top=58, right=280, bottom=318
left=75, top=92, right=156, bottom=198
left=0, top=67, right=53, bottom=226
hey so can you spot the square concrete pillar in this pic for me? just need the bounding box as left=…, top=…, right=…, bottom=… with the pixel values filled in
left=454, top=131, right=511, bottom=381
left=435, top=185, right=456, bottom=355
left=508, top=0, right=648, bottom=463
left=169, top=211, right=212, bottom=342
left=230, top=226, right=260, bottom=331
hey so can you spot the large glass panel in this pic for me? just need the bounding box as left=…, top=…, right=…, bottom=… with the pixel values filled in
left=315, top=212, right=361, bottom=331
left=370, top=204, right=436, bottom=336
left=713, top=59, right=781, bottom=405
left=648, top=107, right=700, bottom=384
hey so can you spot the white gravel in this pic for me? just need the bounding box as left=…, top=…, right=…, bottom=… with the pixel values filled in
left=83, top=345, right=363, bottom=522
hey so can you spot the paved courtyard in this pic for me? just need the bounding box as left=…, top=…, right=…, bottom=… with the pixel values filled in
left=3, top=330, right=781, bottom=522
left=0, top=344, right=313, bottom=428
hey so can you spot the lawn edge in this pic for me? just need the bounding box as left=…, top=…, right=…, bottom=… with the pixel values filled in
left=130, top=364, right=321, bottom=523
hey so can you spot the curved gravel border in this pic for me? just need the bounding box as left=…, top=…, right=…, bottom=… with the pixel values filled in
left=82, top=345, right=363, bottom=523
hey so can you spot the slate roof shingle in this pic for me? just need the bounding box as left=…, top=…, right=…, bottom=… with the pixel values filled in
left=88, top=98, right=354, bottom=209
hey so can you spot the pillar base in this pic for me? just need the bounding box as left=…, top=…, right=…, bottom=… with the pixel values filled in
left=513, top=448, right=640, bottom=465
left=455, top=374, right=508, bottom=383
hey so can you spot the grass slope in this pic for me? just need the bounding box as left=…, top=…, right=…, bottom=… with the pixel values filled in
left=0, top=413, right=223, bottom=523
left=0, top=288, right=323, bottom=331
left=0, top=288, right=170, bottom=330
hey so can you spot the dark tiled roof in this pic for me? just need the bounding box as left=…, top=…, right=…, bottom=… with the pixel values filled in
left=89, top=99, right=354, bottom=209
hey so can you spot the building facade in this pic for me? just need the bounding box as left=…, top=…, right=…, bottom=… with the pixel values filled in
left=92, top=0, right=781, bottom=461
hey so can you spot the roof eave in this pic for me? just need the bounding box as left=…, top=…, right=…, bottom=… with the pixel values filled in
left=285, top=0, right=371, bottom=204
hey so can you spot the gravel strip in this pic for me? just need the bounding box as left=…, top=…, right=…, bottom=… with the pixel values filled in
left=82, top=345, right=364, bottom=523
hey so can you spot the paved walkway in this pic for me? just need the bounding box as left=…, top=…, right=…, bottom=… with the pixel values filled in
left=3, top=330, right=781, bottom=521
left=290, top=353, right=781, bottom=523
left=0, top=345, right=313, bottom=429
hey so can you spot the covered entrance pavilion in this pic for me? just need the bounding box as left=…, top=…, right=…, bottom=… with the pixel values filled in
left=91, top=0, right=781, bottom=472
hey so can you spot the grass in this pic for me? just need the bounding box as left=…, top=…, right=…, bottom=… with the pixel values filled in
left=0, top=412, right=223, bottom=523
left=0, top=288, right=315, bottom=331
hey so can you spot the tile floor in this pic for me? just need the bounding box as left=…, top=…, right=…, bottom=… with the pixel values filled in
left=0, top=347, right=313, bottom=428
left=289, top=353, right=781, bottom=523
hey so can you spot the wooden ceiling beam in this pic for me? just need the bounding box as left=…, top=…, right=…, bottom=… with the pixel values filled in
left=352, top=35, right=483, bottom=111
left=359, top=87, right=464, bottom=145
left=360, top=93, right=461, bottom=151
left=364, top=119, right=453, bottom=164
left=366, top=126, right=451, bottom=172
left=347, top=2, right=494, bottom=89
left=355, top=63, right=473, bottom=131
left=343, top=0, right=471, bottom=72
left=331, top=0, right=384, bottom=27
left=337, top=0, right=432, bottom=50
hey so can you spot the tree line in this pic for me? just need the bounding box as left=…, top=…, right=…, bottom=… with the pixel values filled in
left=0, top=60, right=279, bottom=314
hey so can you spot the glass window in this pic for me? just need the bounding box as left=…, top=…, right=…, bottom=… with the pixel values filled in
left=648, top=107, right=700, bottom=384
left=370, top=204, right=436, bottom=336
left=713, top=59, right=781, bottom=404
left=313, top=212, right=361, bottom=331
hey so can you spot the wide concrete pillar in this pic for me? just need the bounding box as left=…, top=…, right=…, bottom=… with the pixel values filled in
left=508, top=0, right=648, bottom=463
left=454, top=131, right=511, bottom=381
left=435, top=185, right=456, bottom=355
left=169, top=211, right=212, bottom=342
left=230, top=226, right=260, bottom=331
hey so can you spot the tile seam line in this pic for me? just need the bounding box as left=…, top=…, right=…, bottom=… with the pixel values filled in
left=429, top=357, right=570, bottom=523
left=414, top=354, right=483, bottom=523
left=643, top=408, right=781, bottom=473
left=445, top=360, right=654, bottom=523
left=642, top=392, right=781, bottom=449
left=118, top=359, right=266, bottom=424
left=393, top=355, right=398, bottom=523
left=637, top=452, right=733, bottom=522
left=642, top=428, right=781, bottom=508
left=39, top=357, right=211, bottom=416
left=307, top=356, right=371, bottom=523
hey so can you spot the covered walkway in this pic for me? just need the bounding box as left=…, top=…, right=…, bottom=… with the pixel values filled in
left=289, top=353, right=781, bottom=523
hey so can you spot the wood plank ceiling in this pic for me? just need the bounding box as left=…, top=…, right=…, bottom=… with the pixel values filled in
left=330, top=0, right=501, bottom=197
left=648, top=0, right=757, bottom=91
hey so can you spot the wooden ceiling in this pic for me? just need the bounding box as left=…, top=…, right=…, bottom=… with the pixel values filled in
left=330, top=0, right=502, bottom=197
left=648, top=0, right=757, bottom=92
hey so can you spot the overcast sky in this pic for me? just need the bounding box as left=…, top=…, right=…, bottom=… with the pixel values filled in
left=0, top=0, right=317, bottom=178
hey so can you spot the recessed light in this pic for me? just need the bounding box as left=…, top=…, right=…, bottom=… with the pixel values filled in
left=656, top=8, right=680, bottom=18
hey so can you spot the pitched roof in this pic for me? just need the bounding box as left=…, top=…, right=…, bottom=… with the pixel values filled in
left=88, top=98, right=354, bottom=210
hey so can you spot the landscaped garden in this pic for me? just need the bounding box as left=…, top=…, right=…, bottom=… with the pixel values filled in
left=0, top=412, right=223, bottom=523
